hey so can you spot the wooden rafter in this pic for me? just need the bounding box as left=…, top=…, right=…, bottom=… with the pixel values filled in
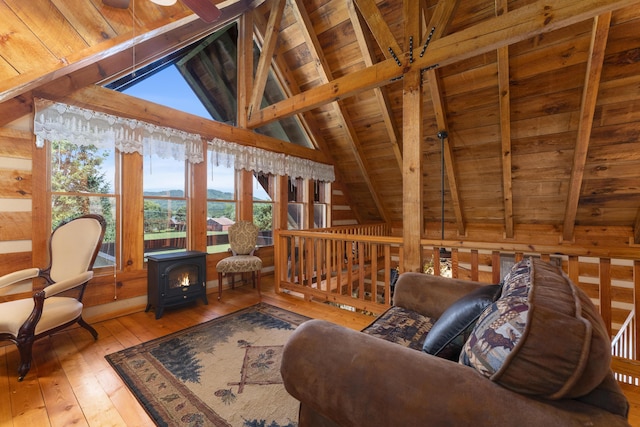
left=562, top=12, right=612, bottom=241
left=251, top=4, right=365, bottom=223
left=425, top=0, right=464, bottom=236
left=496, top=0, right=514, bottom=238
left=347, top=0, right=402, bottom=170
left=247, top=0, right=285, bottom=121
left=249, top=0, right=640, bottom=128
left=353, top=0, right=402, bottom=59
left=289, top=0, right=391, bottom=223
left=237, top=11, right=254, bottom=128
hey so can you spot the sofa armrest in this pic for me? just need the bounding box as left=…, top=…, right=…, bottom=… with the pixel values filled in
left=392, top=272, right=487, bottom=318
left=281, top=320, right=630, bottom=427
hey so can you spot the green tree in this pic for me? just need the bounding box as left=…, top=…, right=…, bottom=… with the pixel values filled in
left=144, top=200, right=168, bottom=232
left=253, top=203, right=272, bottom=230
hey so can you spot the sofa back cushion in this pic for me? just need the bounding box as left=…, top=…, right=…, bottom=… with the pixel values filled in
left=459, top=258, right=612, bottom=400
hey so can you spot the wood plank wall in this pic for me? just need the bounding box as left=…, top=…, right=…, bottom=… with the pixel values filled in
left=0, top=122, right=34, bottom=297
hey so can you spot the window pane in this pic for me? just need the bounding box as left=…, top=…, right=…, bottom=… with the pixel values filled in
left=207, top=152, right=236, bottom=254
left=51, top=141, right=115, bottom=194
left=144, top=153, right=186, bottom=256
left=288, top=203, right=303, bottom=230
left=207, top=161, right=236, bottom=198
left=314, top=204, right=327, bottom=228
left=254, top=202, right=273, bottom=246
left=144, top=198, right=187, bottom=255
left=50, top=141, right=117, bottom=268
left=206, top=202, right=235, bottom=253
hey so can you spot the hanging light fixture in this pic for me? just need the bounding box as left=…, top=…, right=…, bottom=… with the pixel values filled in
left=437, top=130, right=451, bottom=259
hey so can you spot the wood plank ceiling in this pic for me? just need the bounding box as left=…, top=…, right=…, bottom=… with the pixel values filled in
left=2, top=0, right=640, bottom=241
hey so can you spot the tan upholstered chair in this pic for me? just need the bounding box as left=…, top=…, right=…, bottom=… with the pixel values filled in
left=0, top=214, right=106, bottom=381
left=216, top=221, right=262, bottom=300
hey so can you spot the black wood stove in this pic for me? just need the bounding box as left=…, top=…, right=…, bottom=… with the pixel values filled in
left=146, top=251, right=208, bottom=319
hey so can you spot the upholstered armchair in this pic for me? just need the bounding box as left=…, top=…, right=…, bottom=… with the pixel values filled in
left=216, top=220, right=262, bottom=300
left=0, top=214, right=106, bottom=381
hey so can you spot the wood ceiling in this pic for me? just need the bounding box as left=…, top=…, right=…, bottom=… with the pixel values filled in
left=2, top=0, right=640, bottom=242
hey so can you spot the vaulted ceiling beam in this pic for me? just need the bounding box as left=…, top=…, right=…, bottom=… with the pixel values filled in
left=247, top=0, right=285, bottom=121
left=248, top=0, right=640, bottom=128
left=352, top=0, right=402, bottom=58
left=496, top=0, right=514, bottom=238
left=425, top=0, right=464, bottom=236
left=251, top=3, right=365, bottom=223
left=289, top=0, right=391, bottom=223
left=347, top=0, right=402, bottom=170
left=562, top=12, right=612, bottom=241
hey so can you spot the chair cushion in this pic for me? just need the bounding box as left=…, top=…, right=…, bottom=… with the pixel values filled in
left=459, top=258, right=612, bottom=399
left=422, top=284, right=501, bottom=360
left=0, top=297, right=83, bottom=336
left=216, top=255, right=262, bottom=273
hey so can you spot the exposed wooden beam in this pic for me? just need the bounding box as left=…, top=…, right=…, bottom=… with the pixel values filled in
left=402, top=0, right=423, bottom=272
left=0, top=2, right=250, bottom=126
left=347, top=0, right=402, bottom=171
left=251, top=4, right=365, bottom=223
left=247, top=0, right=285, bottom=121
left=425, top=0, right=463, bottom=236
left=289, top=0, right=390, bottom=223
left=249, top=0, right=640, bottom=128
left=496, top=0, right=514, bottom=238
left=352, top=0, right=402, bottom=59
left=0, top=0, right=256, bottom=105
left=236, top=12, right=254, bottom=128
left=562, top=12, right=612, bottom=241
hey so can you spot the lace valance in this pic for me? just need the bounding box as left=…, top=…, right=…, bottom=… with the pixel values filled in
left=33, top=98, right=204, bottom=163
left=33, top=98, right=334, bottom=181
left=208, top=138, right=335, bottom=182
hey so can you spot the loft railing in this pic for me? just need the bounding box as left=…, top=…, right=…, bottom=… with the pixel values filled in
left=274, top=225, right=639, bottom=368
left=274, top=224, right=399, bottom=314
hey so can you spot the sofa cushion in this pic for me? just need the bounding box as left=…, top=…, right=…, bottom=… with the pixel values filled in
left=362, top=306, right=434, bottom=350
left=460, top=257, right=612, bottom=399
left=422, top=284, right=501, bottom=360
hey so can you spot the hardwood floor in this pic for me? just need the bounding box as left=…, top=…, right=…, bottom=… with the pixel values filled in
left=1, top=277, right=639, bottom=426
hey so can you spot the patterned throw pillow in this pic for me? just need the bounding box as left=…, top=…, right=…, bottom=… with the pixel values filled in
left=459, top=257, right=612, bottom=399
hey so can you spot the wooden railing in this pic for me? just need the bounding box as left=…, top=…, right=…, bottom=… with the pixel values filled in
left=274, top=225, right=639, bottom=366
left=274, top=224, right=399, bottom=314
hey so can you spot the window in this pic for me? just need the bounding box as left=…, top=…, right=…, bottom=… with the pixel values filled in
left=287, top=177, right=304, bottom=230
left=313, top=181, right=329, bottom=228
left=206, top=156, right=237, bottom=253
left=253, top=172, right=274, bottom=246
left=50, top=140, right=117, bottom=268
left=143, top=153, right=187, bottom=256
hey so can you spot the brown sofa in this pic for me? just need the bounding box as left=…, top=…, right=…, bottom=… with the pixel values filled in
left=281, top=258, right=630, bottom=426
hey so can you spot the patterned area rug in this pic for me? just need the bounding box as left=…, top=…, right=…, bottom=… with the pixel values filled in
left=105, top=303, right=308, bottom=427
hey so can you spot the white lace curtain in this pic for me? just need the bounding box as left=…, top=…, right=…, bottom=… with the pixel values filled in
left=33, top=98, right=335, bottom=181
left=34, top=98, right=204, bottom=163
left=208, top=138, right=335, bottom=182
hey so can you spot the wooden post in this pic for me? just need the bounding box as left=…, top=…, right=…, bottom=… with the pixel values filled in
left=402, top=69, right=423, bottom=272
